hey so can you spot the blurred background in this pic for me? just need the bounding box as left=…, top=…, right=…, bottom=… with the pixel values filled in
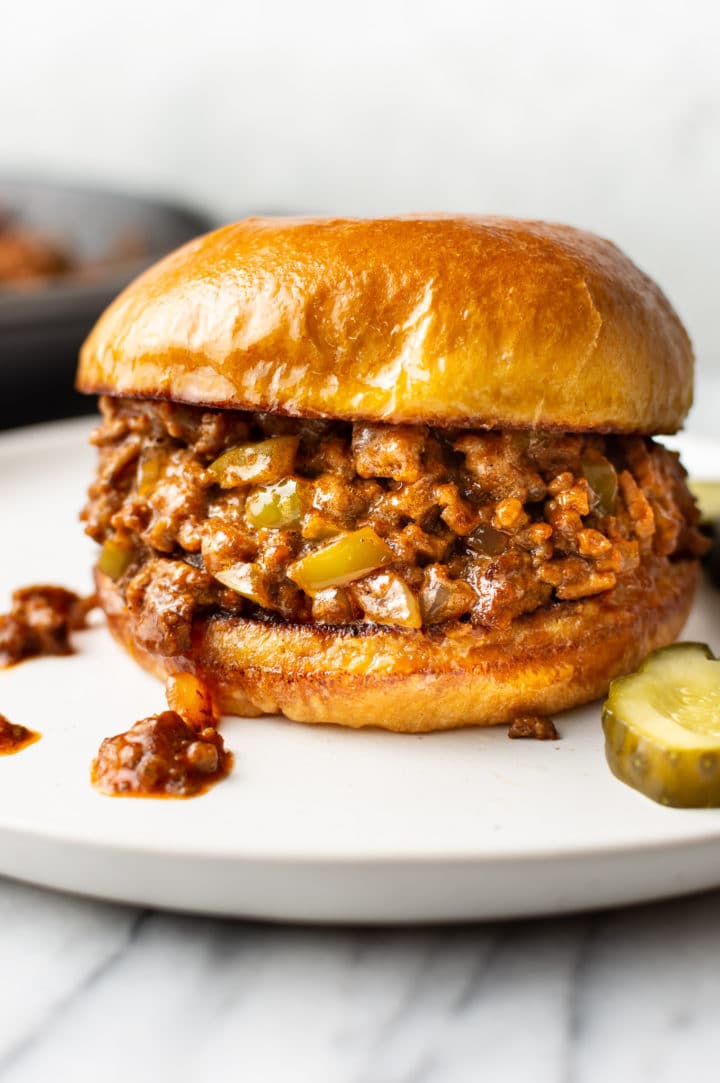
left=1, top=0, right=718, bottom=431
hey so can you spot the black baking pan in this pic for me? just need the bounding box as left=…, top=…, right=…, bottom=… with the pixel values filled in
left=0, top=177, right=215, bottom=429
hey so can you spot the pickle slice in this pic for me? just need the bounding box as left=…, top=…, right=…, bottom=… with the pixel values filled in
left=689, top=480, right=720, bottom=524
left=602, top=643, right=720, bottom=807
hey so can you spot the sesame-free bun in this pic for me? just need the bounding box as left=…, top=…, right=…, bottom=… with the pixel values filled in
left=77, top=216, right=693, bottom=435
left=97, top=558, right=697, bottom=732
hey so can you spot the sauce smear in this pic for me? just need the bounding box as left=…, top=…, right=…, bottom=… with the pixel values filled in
left=508, top=715, right=559, bottom=740
left=0, top=585, right=97, bottom=668
left=92, top=710, right=231, bottom=798
left=0, top=713, right=40, bottom=755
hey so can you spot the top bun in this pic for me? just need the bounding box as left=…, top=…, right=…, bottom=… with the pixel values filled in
left=77, top=215, right=693, bottom=434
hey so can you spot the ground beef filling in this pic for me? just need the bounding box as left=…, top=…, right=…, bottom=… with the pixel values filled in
left=82, top=397, right=707, bottom=658
left=92, top=710, right=230, bottom=798
left=0, top=585, right=97, bottom=667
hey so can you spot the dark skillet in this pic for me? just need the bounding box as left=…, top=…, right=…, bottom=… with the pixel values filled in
left=0, top=177, right=215, bottom=429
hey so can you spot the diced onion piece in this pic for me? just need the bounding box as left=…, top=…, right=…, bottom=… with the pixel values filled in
left=353, top=572, right=422, bottom=629
left=209, top=436, right=299, bottom=488
left=582, top=456, right=618, bottom=517
left=419, top=566, right=477, bottom=624
left=166, top=673, right=217, bottom=731
left=602, top=643, right=720, bottom=807
left=245, top=479, right=303, bottom=529
left=287, top=527, right=393, bottom=595
left=136, top=447, right=166, bottom=496
left=97, top=539, right=134, bottom=580
left=301, top=513, right=344, bottom=541
left=213, top=562, right=270, bottom=606
left=311, top=587, right=357, bottom=624
left=466, top=524, right=507, bottom=555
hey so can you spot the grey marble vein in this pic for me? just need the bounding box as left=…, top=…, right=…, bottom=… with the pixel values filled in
left=0, top=881, right=142, bottom=1069
left=1, top=878, right=719, bottom=1083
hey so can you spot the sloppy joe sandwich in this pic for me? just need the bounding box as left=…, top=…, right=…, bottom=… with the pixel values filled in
left=76, top=216, right=707, bottom=731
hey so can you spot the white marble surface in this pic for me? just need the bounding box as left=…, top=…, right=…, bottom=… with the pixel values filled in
left=1, top=877, right=719, bottom=1082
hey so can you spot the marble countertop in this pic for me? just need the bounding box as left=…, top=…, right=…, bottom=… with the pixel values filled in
left=1, top=876, right=717, bottom=1082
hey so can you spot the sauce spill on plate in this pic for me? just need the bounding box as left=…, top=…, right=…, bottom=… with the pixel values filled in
left=0, top=713, right=40, bottom=755
left=0, top=585, right=97, bottom=668
left=91, top=709, right=231, bottom=799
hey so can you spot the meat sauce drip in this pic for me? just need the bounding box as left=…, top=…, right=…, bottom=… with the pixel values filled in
left=0, top=713, right=39, bottom=755
left=508, top=715, right=559, bottom=740
left=0, top=584, right=96, bottom=760
left=91, top=673, right=232, bottom=798
left=0, top=581, right=230, bottom=797
left=0, top=585, right=97, bottom=668
left=92, top=711, right=230, bottom=797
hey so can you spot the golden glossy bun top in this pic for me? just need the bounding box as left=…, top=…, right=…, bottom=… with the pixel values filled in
left=77, top=215, right=693, bottom=434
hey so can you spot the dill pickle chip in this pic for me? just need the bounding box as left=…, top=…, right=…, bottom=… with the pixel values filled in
left=688, top=480, right=720, bottom=524
left=602, top=643, right=720, bottom=807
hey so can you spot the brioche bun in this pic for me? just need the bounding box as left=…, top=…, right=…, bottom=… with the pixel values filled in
left=77, top=215, right=693, bottom=435
left=97, top=559, right=697, bottom=732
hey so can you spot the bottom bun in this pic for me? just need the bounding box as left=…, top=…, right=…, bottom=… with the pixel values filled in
left=96, top=558, right=698, bottom=732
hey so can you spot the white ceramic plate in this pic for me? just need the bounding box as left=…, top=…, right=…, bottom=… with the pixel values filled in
left=0, top=418, right=718, bottom=923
